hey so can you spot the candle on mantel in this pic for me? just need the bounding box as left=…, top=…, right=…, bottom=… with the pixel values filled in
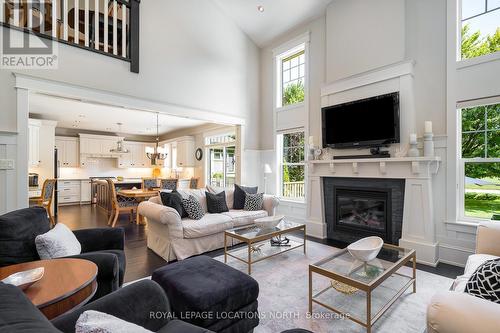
left=425, top=121, right=433, bottom=134
left=409, top=133, right=417, bottom=144
left=309, top=136, right=315, bottom=147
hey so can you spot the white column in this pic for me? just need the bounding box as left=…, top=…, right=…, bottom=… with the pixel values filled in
left=40, top=1, right=45, bottom=33
left=27, top=1, right=33, bottom=29
left=84, top=0, right=89, bottom=46
left=74, top=0, right=79, bottom=44
left=121, top=3, right=126, bottom=57
left=52, top=0, right=57, bottom=37
left=0, top=0, right=4, bottom=24
left=63, top=0, right=68, bottom=40
left=94, top=0, right=99, bottom=49
left=13, top=0, right=19, bottom=26
left=16, top=88, right=30, bottom=210
left=103, top=0, right=108, bottom=52
left=112, top=0, right=117, bottom=55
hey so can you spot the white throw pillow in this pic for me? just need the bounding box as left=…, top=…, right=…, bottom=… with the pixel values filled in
left=76, top=310, right=153, bottom=333
left=35, top=223, right=81, bottom=259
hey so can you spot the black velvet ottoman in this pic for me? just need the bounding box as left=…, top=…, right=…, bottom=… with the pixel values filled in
left=152, top=255, right=259, bottom=333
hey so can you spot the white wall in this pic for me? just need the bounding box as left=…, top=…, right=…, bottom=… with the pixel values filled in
left=0, top=0, right=261, bottom=213
left=326, top=0, right=405, bottom=83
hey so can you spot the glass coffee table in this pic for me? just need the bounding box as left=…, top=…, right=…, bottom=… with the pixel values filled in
left=309, top=244, right=416, bottom=333
left=224, top=220, right=306, bottom=274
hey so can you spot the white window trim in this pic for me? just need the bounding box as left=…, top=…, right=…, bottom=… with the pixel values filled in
left=456, top=0, right=500, bottom=64
left=276, top=129, right=306, bottom=202
left=456, top=98, right=500, bottom=223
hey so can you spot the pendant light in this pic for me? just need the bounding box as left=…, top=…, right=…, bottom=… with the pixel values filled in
left=110, top=123, right=129, bottom=153
left=145, top=113, right=167, bottom=165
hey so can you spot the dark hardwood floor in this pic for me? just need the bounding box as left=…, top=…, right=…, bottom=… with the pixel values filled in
left=55, top=204, right=167, bottom=283
left=56, top=204, right=464, bottom=282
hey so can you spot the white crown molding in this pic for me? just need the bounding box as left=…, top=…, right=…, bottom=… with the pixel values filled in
left=321, top=60, right=416, bottom=96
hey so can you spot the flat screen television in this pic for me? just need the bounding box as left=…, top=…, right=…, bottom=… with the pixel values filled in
left=322, top=92, right=400, bottom=149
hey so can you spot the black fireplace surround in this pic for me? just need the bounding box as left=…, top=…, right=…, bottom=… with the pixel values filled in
left=323, top=177, right=405, bottom=245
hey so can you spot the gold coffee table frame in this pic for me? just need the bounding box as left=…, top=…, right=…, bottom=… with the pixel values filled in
left=224, top=221, right=306, bottom=274
left=309, top=244, right=416, bottom=333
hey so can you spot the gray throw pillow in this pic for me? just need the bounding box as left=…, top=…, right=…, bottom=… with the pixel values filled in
left=234, top=184, right=258, bottom=209
left=206, top=191, right=229, bottom=213
left=76, top=310, right=153, bottom=333
left=182, top=195, right=205, bottom=220
left=35, top=223, right=81, bottom=259
left=244, top=193, right=264, bottom=211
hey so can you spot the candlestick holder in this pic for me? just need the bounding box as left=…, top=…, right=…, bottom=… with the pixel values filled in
left=423, top=132, right=434, bottom=157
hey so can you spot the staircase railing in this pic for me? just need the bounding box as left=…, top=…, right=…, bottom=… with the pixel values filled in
left=0, top=0, right=140, bottom=72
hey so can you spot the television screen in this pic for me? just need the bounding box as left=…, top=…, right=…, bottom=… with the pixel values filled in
left=322, top=92, right=400, bottom=148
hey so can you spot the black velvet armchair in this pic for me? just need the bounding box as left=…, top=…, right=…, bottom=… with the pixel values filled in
left=0, top=280, right=212, bottom=333
left=0, top=207, right=126, bottom=300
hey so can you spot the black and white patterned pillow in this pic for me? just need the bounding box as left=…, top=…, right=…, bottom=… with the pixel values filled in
left=465, top=258, right=500, bottom=303
left=182, top=195, right=205, bottom=220
left=244, top=193, right=264, bottom=211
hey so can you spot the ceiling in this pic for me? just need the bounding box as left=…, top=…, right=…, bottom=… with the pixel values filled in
left=213, top=0, right=332, bottom=47
left=29, top=93, right=209, bottom=136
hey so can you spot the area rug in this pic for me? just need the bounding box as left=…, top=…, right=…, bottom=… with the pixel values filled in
left=126, top=239, right=452, bottom=333
left=213, top=238, right=452, bottom=333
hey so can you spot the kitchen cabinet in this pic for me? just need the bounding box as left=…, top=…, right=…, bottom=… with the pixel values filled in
left=80, top=180, right=91, bottom=202
left=55, top=137, right=79, bottom=167
left=118, top=142, right=151, bottom=168
left=176, top=137, right=195, bottom=167
left=79, top=134, right=124, bottom=156
left=58, top=180, right=81, bottom=204
left=28, top=120, right=41, bottom=167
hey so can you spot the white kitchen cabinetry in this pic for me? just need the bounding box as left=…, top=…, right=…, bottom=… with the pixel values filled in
left=176, top=137, right=195, bottom=167
left=79, top=134, right=124, bottom=156
left=28, top=120, right=41, bottom=167
left=58, top=180, right=81, bottom=204
left=118, top=142, right=151, bottom=168
left=55, top=137, right=79, bottom=167
left=80, top=180, right=91, bottom=203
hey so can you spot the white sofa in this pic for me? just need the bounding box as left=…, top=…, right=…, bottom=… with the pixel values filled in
left=138, top=188, right=280, bottom=261
left=427, top=221, right=500, bottom=333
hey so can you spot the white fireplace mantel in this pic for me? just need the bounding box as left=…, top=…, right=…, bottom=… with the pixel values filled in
left=306, top=157, right=442, bottom=266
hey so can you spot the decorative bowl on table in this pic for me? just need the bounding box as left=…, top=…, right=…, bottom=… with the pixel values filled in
left=347, top=236, right=384, bottom=262
left=254, top=215, right=285, bottom=229
left=1, top=267, right=44, bottom=290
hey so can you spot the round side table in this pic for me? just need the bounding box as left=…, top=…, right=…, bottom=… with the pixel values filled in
left=0, top=258, right=98, bottom=319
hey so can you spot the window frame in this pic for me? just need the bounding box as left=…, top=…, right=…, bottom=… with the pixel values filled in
left=457, top=100, right=500, bottom=222
left=276, top=129, right=306, bottom=202
left=275, top=43, right=306, bottom=110
left=457, top=0, right=500, bottom=63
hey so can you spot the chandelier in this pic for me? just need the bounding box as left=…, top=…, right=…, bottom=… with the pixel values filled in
left=145, top=113, right=167, bottom=165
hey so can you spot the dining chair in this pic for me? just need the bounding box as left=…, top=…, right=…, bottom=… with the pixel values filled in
left=31, top=179, right=57, bottom=226
left=160, top=179, right=178, bottom=191
left=190, top=178, right=199, bottom=189
left=107, top=179, right=137, bottom=228
left=142, top=178, right=158, bottom=190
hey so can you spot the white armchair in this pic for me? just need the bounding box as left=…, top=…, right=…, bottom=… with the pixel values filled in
left=427, top=221, right=500, bottom=333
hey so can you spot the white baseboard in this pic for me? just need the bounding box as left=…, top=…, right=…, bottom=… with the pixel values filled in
left=306, top=219, right=326, bottom=238
left=399, top=238, right=439, bottom=267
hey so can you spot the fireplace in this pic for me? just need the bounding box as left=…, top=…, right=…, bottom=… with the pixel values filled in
left=323, top=178, right=405, bottom=245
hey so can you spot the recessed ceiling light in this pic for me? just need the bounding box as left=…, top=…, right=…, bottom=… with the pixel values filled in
left=72, top=125, right=78, bottom=128
left=257, top=5, right=264, bottom=12
left=78, top=114, right=85, bottom=118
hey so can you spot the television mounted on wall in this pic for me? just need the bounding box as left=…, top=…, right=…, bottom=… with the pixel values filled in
left=322, top=92, right=400, bottom=149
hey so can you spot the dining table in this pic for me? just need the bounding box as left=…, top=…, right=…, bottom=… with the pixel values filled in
left=117, top=188, right=160, bottom=224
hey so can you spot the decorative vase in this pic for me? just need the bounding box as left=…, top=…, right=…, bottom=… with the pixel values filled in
left=424, top=133, right=434, bottom=157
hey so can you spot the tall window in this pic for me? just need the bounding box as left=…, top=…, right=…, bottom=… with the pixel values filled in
left=460, top=0, right=500, bottom=60
left=281, top=50, right=305, bottom=106
left=206, top=133, right=236, bottom=188
left=277, top=131, right=305, bottom=200
left=460, top=102, right=500, bottom=220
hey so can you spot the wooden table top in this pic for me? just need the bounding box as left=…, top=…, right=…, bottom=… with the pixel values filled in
left=0, top=259, right=98, bottom=319
left=118, top=188, right=160, bottom=198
